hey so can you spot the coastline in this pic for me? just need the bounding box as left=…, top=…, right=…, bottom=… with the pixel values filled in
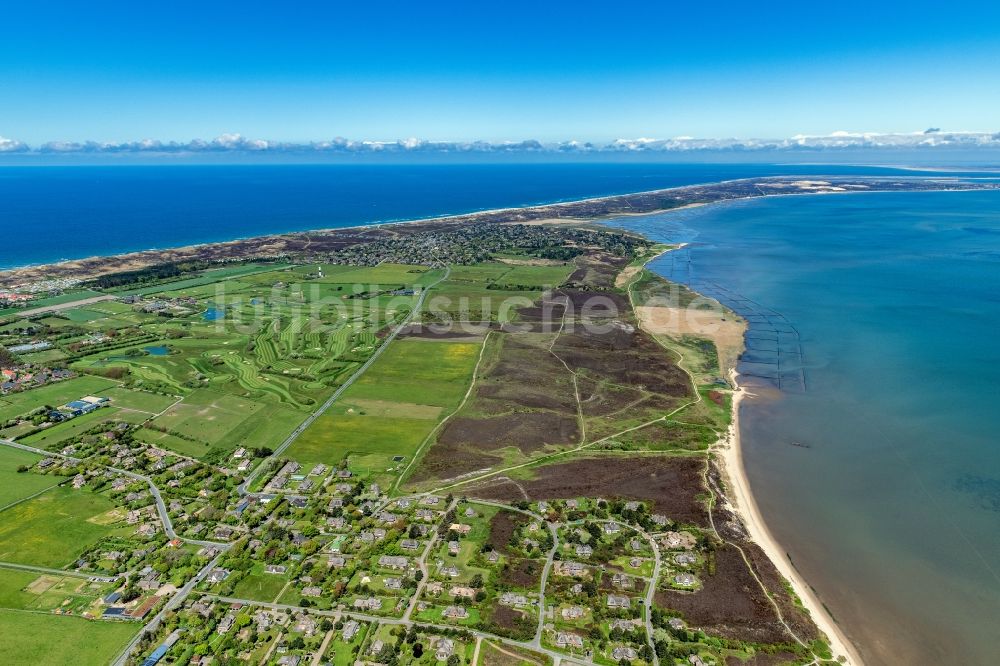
left=626, top=238, right=861, bottom=663
left=719, top=370, right=864, bottom=665
left=2, top=174, right=995, bottom=289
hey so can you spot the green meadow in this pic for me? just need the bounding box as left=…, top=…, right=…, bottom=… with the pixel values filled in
left=0, top=487, right=128, bottom=568
left=286, top=404, right=430, bottom=481
left=0, top=608, right=138, bottom=665
left=230, top=562, right=291, bottom=602
left=286, top=339, right=481, bottom=483
left=0, top=448, right=65, bottom=509
left=345, top=339, right=480, bottom=408
left=145, top=388, right=305, bottom=460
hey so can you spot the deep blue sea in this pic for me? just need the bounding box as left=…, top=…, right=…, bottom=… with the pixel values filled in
left=615, top=191, right=1000, bottom=666
left=0, top=162, right=962, bottom=270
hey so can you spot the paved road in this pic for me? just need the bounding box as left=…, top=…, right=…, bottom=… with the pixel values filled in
left=460, top=499, right=558, bottom=650
left=14, top=294, right=115, bottom=318
left=0, top=560, right=114, bottom=580
left=201, top=593, right=597, bottom=666
left=111, top=552, right=227, bottom=666
left=643, top=527, right=663, bottom=666
left=561, top=517, right=662, bottom=665
left=402, top=497, right=457, bottom=622
left=0, top=438, right=228, bottom=550
left=238, top=265, right=450, bottom=495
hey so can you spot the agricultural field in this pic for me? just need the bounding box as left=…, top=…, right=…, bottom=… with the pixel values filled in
left=346, top=339, right=481, bottom=408
left=0, top=608, right=138, bottom=665
left=144, top=388, right=306, bottom=461
left=0, top=447, right=65, bottom=509
left=0, top=487, right=129, bottom=568
left=286, top=338, right=482, bottom=484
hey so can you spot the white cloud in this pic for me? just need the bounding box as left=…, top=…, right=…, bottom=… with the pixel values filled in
left=4, top=131, right=1000, bottom=156
left=0, top=136, right=29, bottom=152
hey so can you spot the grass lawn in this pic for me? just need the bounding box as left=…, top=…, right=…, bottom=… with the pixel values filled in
left=431, top=282, right=542, bottom=323
left=18, top=349, right=68, bottom=364
left=0, top=289, right=104, bottom=317
left=340, top=398, right=441, bottom=420
left=0, top=569, right=39, bottom=609
left=0, top=448, right=65, bottom=509
left=499, top=263, right=575, bottom=287
left=0, top=376, right=119, bottom=422
left=231, top=565, right=290, bottom=602
left=150, top=389, right=267, bottom=445
left=479, top=639, right=551, bottom=666
left=287, top=338, right=481, bottom=483
left=325, top=624, right=371, bottom=666
left=132, top=426, right=210, bottom=458
left=0, top=608, right=138, bottom=665
left=100, top=387, right=178, bottom=414
left=118, top=263, right=291, bottom=297
left=0, top=487, right=128, bottom=568
left=148, top=389, right=305, bottom=459
left=287, top=405, right=430, bottom=478
left=445, top=264, right=516, bottom=284
left=328, top=263, right=431, bottom=285
left=344, top=339, right=480, bottom=409
left=60, top=308, right=109, bottom=322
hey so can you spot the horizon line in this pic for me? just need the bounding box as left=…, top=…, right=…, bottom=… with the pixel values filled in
left=4, top=129, right=1000, bottom=156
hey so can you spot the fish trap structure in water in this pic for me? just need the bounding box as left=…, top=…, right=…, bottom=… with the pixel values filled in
left=659, top=246, right=806, bottom=393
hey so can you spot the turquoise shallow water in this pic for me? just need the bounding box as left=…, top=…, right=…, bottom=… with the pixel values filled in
left=614, top=191, right=1000, bottom=665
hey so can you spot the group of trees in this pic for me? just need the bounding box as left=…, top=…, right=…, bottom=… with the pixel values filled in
left=0, top=344, right=19, bottom=368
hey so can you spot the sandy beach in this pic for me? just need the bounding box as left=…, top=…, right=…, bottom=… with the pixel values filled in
left=719, top=369, right=864, bottom=665
left=628, top=241, right=862, bottom=664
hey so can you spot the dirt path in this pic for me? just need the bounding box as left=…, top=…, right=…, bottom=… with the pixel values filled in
left=484, top=640, right=545, bottom=666
left=393, top=330, right=492, bottom=494
left=312, top=629, right=335, bottom=666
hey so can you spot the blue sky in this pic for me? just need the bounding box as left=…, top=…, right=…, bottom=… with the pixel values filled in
left=3, top=1, right=1000, bottom=144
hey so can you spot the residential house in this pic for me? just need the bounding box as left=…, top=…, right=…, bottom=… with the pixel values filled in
left=499, top=592, right=528, bottom=607
left=449, top=586, right=475, bottom=599
left=442, top=605, right=468, bottom=619
left=433, top=638, right=455, bottom=661
left=342, top=619, right=360, bottom=641
left=217, top=614, right=235, bottom=634
left=612, top=647, right=638, bottom=661
left=607, top=594, right=631, bottom=609
left=555, top=632, right=584, bottom=649
left=378, top=555, right=409, bottom=570
left=206, top=569, right=230, bottom=584
left=354, top=597, right=382, bottom=611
